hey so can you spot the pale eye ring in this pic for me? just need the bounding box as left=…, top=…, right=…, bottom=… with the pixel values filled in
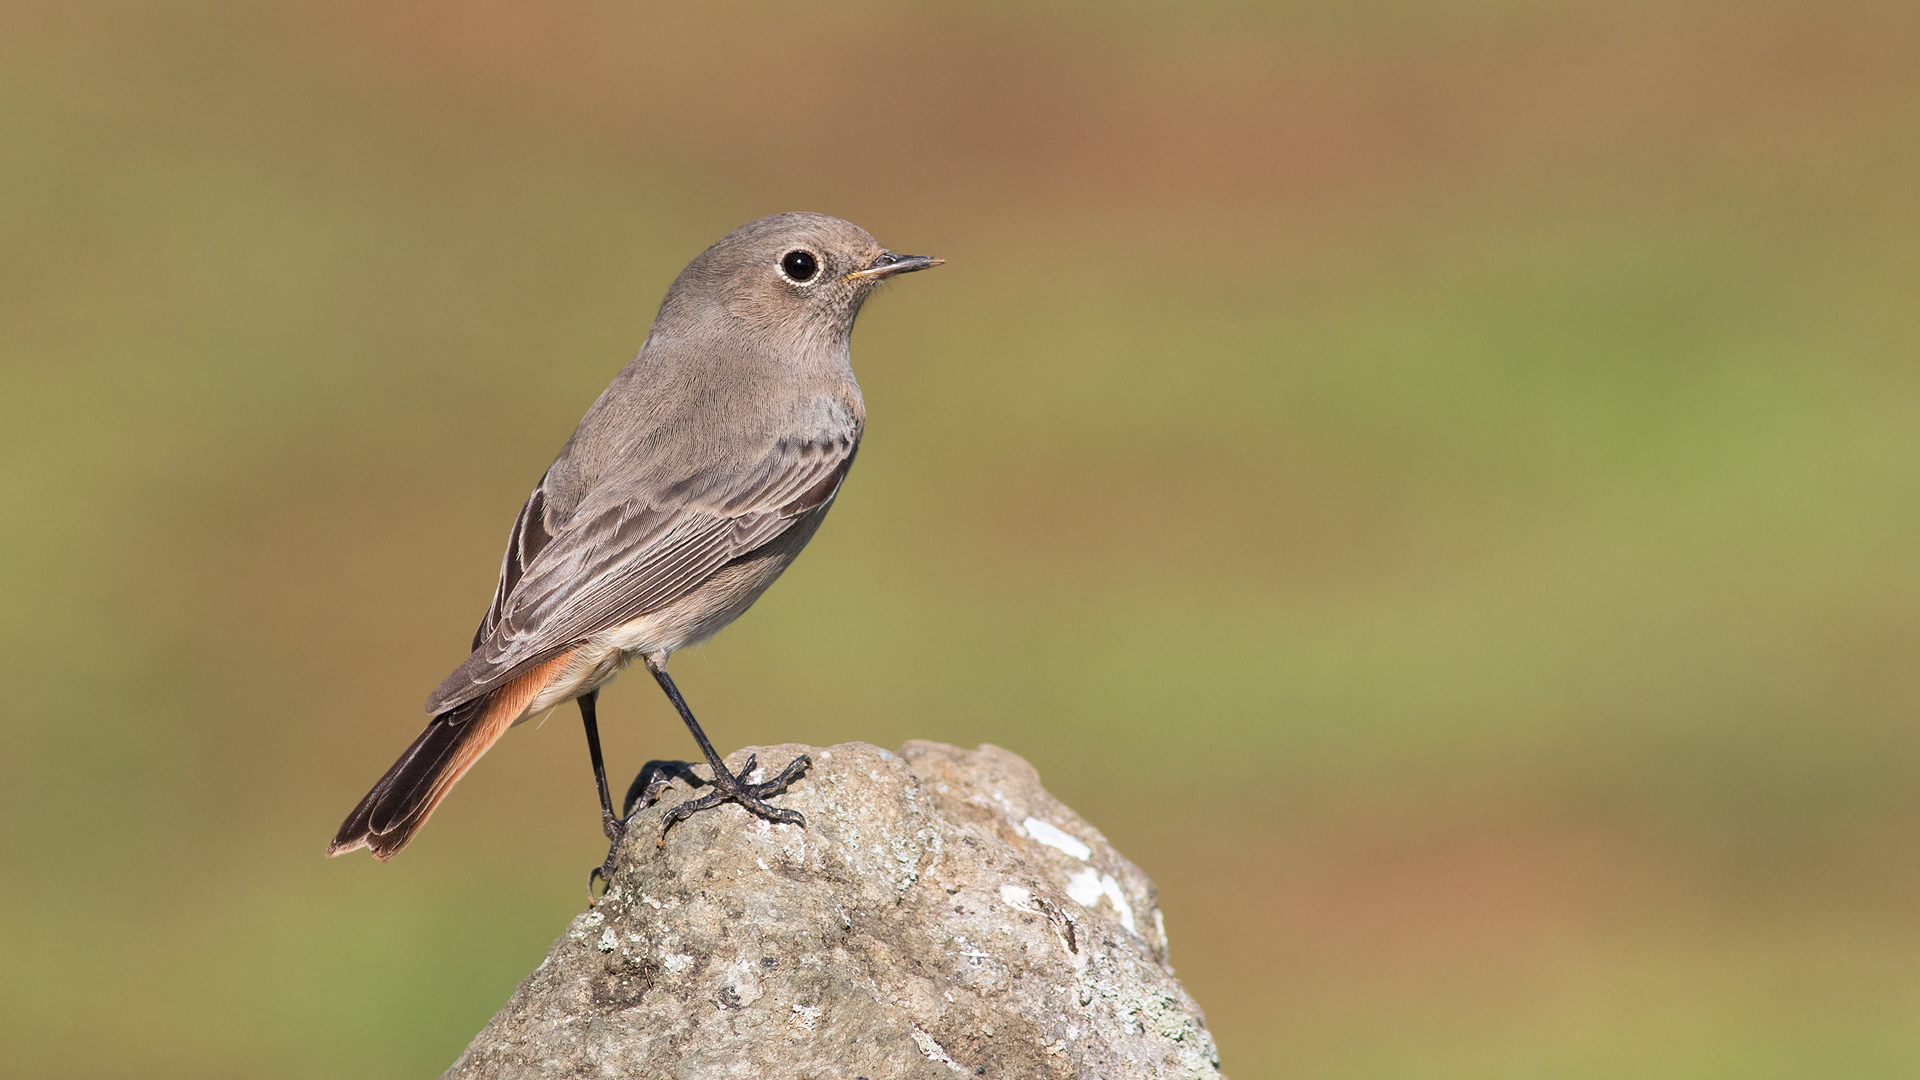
left=779, top=249, right=819, bottom=283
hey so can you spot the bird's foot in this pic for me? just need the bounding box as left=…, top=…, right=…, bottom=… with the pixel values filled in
left=623, top=759, right=709, bottom=820
left=657, top=752, right=812, bottom=845
left=589, top=759, right=708, bottom=903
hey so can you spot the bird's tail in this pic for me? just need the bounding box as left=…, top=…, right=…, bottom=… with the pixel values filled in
left=327, top=650, right=575, bottom=860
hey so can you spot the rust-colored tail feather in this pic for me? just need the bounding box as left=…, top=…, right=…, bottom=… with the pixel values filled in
left=328, top=651, right=574, bottom=860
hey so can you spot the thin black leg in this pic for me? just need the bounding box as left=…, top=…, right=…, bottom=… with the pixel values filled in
left=580, top=690, right=635, bottom=903
left=648, top=664, right=730, bottom=775
left=578, top=690, right=621, bottom=842
left=586, top=691, right=705, bottom=902
left=646, top=657, right=811, bottom=840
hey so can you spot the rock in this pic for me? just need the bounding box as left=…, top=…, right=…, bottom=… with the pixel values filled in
left=445, top=741, right=1224, bottom=1079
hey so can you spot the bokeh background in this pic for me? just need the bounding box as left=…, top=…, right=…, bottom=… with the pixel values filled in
left=4, top=0, right=1919, bottom=1076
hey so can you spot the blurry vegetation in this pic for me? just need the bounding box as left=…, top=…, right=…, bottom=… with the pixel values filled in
left=3, top=0, right=1919, bottom=1076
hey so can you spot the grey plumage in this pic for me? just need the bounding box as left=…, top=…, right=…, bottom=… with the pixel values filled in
left=330, top=212, right=940, bottom=862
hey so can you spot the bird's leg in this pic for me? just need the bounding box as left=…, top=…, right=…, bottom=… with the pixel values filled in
left=645, top=656, right=811, bottom=842
left=578, top=690, right=621, bottom=842
left=580, top=690, right=633, bottom=902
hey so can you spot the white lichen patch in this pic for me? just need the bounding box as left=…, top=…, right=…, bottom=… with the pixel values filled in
left=1066, top=868, right=1103, bottom=907
left=567, top=909, right=607, bottom=946
left=998, top=883, right=1035, bottom=911
left=1021, top=817, right=1092, bottom=861
left=1102, top=875, right=1137, bottom=934
left=662, top=952, right=695, bottom=974
left=1066, top=868, right=1138, bottom=934
left=788, top=1003, right=823, bottom=1033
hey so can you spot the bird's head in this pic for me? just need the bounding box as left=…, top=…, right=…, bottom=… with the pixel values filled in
left=669, top=212, right=942, bottom=347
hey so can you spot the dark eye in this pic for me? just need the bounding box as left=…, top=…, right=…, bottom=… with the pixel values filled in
left=780, top=249, right=818, bottom=282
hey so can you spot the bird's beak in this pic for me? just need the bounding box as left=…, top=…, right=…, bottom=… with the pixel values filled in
left=846, top=251, right=944, bottom=281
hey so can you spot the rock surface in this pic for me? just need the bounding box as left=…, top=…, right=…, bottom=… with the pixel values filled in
left=445, top=741, right=1223, bottom=1079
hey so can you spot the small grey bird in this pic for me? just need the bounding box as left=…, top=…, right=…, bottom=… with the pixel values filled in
left=328, top=213, right=940, bottom=885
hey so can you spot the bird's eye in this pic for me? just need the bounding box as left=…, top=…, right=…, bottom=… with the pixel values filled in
left=779, top=249, right=819, bottom=283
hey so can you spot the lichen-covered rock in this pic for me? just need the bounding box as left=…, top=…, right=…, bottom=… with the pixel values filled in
left=445, top=741, right=1223, bottom=1079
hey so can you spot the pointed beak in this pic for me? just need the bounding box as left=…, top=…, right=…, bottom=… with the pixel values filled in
left=846, top=251, right=944, bottom=281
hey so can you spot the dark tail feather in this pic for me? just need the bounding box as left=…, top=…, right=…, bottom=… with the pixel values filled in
left=327, top=695, right=500, bottom=861
left=328, top=649, right=576, bottom=861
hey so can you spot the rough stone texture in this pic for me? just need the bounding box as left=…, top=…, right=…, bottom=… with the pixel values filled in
left=445, top=741, right=1223, bottom=1079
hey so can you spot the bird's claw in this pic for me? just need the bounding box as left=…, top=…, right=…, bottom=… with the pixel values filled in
left=590, top=759, right=710, bottom=903
left=592, top=753, right=810, bottom=892
left=660, top=752, right=812, bottom=839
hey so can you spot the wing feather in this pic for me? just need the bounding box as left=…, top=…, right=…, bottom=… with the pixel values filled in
left=427, top=434, right=856, bottom=715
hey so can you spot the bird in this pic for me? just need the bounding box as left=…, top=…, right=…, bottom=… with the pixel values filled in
left=327, top=212, right=940, bottom=888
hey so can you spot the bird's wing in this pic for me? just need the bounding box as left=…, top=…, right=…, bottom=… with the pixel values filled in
left=425, top=433, right=857, bottom=715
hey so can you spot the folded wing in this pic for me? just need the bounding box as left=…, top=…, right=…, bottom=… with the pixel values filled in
left=425, top=432, right=857, bottom=716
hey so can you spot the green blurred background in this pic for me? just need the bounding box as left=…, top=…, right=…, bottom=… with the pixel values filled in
left=4, top=0, right=1919, bottom=1075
